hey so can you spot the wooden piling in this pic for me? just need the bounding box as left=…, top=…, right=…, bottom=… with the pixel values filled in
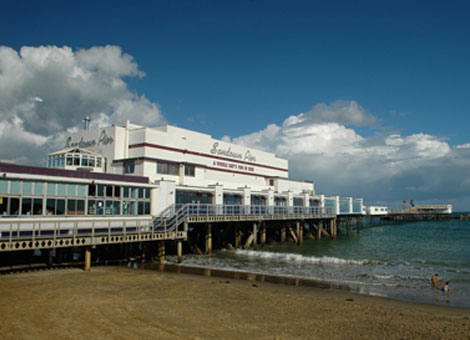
left=289, top=227, right=298, bottom=244
left=84, top=248, right=91, bottom=272
left=177, top=241, right=183, bottom=263
left=206, top=223, right=212, bottom=255
left=261, top=224, right=266, bottom=247
left=281, top=227, right=286, bottom=243
left=158, top=240, right=165, bottom=263
left=244, top=233, right=255, bottom=249
left=235, top=230, right=242, bottom=249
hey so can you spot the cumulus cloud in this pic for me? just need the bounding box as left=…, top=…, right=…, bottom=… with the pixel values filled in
left=226, top=100, right=470, bottom=209
left=0, top=45, right=165, bottom=164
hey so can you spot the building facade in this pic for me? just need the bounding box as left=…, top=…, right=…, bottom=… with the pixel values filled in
left=55, top=122, right=331, bottom=215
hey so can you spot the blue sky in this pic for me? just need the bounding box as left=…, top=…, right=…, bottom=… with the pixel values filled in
left=1, top=0, right=470, bottom=209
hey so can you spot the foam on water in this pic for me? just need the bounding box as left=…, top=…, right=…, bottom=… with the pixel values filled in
left=234, top=249, right=370, bottom=265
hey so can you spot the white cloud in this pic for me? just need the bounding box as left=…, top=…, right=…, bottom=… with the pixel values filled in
left=226, top=100, right=470, bottom=209
left=0, top=45, right=166, bottom=164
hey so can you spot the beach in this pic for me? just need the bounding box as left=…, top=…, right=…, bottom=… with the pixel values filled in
left=1, top=266, right=469, bottom=340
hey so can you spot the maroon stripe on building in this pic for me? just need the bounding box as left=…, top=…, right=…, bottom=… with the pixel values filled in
left=0, top=162, right=149, bottom=184
left=128, top=142, right=289, bottom=173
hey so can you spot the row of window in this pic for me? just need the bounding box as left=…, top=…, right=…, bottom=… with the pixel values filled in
left=123, top=160, right=195, bottom=177
left=0, top=180, right=150, bottom=199
left=0, top=196, right=150, bottom=216
left=48, top=154, right=104, bottom=168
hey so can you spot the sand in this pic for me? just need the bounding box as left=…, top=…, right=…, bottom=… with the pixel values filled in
left=1, top=266, right=469, bottom=340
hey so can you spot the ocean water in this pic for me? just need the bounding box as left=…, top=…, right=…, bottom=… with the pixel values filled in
left=169, top=219, right=470, bottom=308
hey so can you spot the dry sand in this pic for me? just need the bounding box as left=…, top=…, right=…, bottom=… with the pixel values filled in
left=1, top=266, right=469, bottom=340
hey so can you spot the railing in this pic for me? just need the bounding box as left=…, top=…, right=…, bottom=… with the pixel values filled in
left=0, top=216, right=154, bottom=242
left=153, top=204, right=334, bottom=232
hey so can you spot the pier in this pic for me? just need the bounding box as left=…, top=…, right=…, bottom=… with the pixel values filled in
left=0, top=204, right=336, bottom=271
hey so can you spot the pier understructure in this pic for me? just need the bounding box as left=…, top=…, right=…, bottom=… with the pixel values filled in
left=0, top=204, right=336, bottom=271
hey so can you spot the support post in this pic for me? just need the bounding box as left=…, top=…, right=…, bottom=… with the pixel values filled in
left=261, top=223, right=266, bottom=247
left=177, top=240, right=183, bottom=263
left=253, top=223, right=258, bottom=248
left=281, top=227, right=286, bottom=243
left=296, top=221, right=303, bottom=245
left=316, top=223, right=322, bottom=240
left=48, top=249, right=54, bottom=267
left=235, top=230, right=241, bottom=249
left=84, top=248, right=91, bottom=272
left=206, top=223, right=212, bottom=255
left=158, top=240, right=165, bottom=263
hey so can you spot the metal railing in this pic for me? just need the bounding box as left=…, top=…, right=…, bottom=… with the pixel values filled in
left=153, top=204, right=334, bottom=232
left=0, top=216, right=153, bottom=242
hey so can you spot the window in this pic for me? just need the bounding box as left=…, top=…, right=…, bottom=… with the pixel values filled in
left=124, top=161, right=135, bottom=174
left=66, top=156, right=73, bottom=165
left=47, top=183, right=56, bottom=195
left=68, top=184, right=76, bottom=196
left=10, top=180, right=20, bottom=194
left=184, top=165, right=195, bottom=177
left=34, top=181, right=43, bottom=195
left=157, top=161, right=179, bottom=175
left=106, top=185, right=113, bottom=197
left=0, top=179, right=7, bottom=193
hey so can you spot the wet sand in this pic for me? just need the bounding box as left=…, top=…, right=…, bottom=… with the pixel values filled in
left=1, top=266, right=469, bottom=340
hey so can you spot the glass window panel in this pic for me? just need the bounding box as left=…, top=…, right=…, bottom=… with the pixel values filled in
left=46, top=199, right=56, bottom=215
left=34, top=182, right=43, bottom=195
left=97, top=158, right=102, bottom=167
left=47, top=182, right=56, bottom=195
left=76, top=200, right=85, bottom=215
left=122, top=201, right=129, bottom=215
left=22, top=198, right=32, bottom=215
left=33, top=199, right=43, bottom=215
left=0, top=196, right=7, bottom=215
left=130, top=187, right=137, bottom=198
left=129, top=201, right=136, bottom=215
left=138, top=188, right=144, bottom=198
left=10, top=198, right=19, bottom=215
left=88, top=184, right=96, bottom=196
left=106, top=186, right=113, bottom=197
left=96, top=200, right=104, bottom=215
left=48, top=158, right=52, bottom=167
left=144, top=202, right=150, bottom=214
left=114, top=186, right=120, bottom=198
left=113, top=201, right=120, bottom=215
left=22, top=181, right=33, bottom=194
left=77, top=184, right=85, bottom=196
left=57, top=183, right=66, bottom=196
left=88, top=200, right=96, bottom=215
left=68, top=184, right=76, bottom=196
left=97, top=184, right=104, bottom=197
left=105, top=200, right=113, bottom=215
left=73, top=156, right=80, bottom=166
left=66, top=156, right=73, bottom=165
left=56, top=199, right=65, bottom=215
left=0, top=179, right=8, bottom=193
left=67, top=199, right=76, bottom=214
left=89, top=157, right=95, bottom=167
left=81, top=155, right=88, bottom=166
left=10, top=180, right=20, bottom=194
left=145, top=188, right=150, bottom=199
left=138, top=201, right=144, bottom=215
left=123, top=187, right=129, bottom=198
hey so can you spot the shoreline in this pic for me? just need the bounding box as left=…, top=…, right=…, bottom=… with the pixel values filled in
left=1, top=266, right=469, bottom=339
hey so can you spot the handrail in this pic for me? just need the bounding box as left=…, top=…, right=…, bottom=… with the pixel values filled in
left=153, top=204, right=334, bottom=233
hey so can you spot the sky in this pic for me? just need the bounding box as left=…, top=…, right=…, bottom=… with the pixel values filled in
left=1, top=0, right=470, bottom=210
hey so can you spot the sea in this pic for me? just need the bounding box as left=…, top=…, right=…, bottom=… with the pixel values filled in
left=164, top=218, right=470, bottom=308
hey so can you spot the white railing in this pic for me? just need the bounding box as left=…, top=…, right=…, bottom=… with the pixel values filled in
left=153, top=204, right=334, bottom=232
left=0, top=216, right=153, bottom=241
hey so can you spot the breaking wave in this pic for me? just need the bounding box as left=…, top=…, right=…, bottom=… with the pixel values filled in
left=233, top=249, right=371, bottom=265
